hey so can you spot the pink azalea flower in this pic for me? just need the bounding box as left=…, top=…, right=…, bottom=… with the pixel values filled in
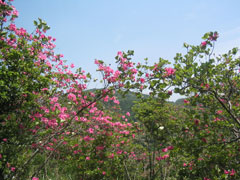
left=162, top=154, right=169, bottom=159
left=140, top=78, right=145, bottom=83
left=205, top=84, right=210, bottom=89
left=12, top=9, right=19, bottom=16
left=117, top=51, right=123, bottom=57
left=9, top=23, right=16, bottom=31
left=103, top=96, right=109, bottom=102
left=201, top=41, right=207, bottom=47
left=216, top=110, right=223, bottom=114
left=96, top=146, right=104, bottom=150
left=88, top=128, right=94, bottom=134
left=68, top=93, right=76, bottom=101
left=117, top=150, right=123, bottom=154
left=114, top=99, right=120, bottom=104
left=162, top=148, right=168, bottom=152
left=38, top=52, right=47, bottom=60
left=41, top=88, right=48, bottom=91
left=165, top=67, right=176, bottom=76
left=83, top=136, right=93, bottom=142
left=230, top=169, right=236, bottom=176
left=109, top=153, right=114, bottom=159
left=131, top=68, right=138, bottom=74
left=11, top=167, right=15, bottom=172
left=224, top=170, right=229, bottom=174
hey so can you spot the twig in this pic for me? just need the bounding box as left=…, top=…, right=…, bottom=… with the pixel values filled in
left=123, top=160, right=132, bottom=180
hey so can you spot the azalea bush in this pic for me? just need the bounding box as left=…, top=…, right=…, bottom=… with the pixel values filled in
left=1, top=0, right=240, bottom=179
left=0, top=1, right=140, bottom=179
left=131, top=31, right=240, bottom=179
left=171, top=32, right=240, bottom=179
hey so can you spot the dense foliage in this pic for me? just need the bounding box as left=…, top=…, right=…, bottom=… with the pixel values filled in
left=1, top=1, right=240, bottom=179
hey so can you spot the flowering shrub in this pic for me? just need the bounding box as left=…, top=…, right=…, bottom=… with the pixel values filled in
left=1, top=0, right=240, bottom=179
left=0, top=1, right=139, bottom=179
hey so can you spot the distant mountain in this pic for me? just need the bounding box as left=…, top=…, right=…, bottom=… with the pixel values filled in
left=87, top=88, right=184, bottom=121
left=175, top=98, right=185, bottom=105
left=116, top=92, right=148, bottom=113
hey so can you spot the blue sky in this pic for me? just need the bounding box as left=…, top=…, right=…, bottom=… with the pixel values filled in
left=12, top=0, right=240, bottom=101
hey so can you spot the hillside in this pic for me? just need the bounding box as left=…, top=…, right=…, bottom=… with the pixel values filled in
left=88, top=89, right=184, bottom=121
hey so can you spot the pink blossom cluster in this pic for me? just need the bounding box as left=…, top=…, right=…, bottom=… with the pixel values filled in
left=224, top=169, right=236, bottom=176
left=165, top=67, right=176, bottom=76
